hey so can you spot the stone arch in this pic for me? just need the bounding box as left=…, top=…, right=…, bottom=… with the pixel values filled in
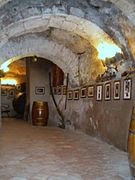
left=0, top=14, right=127, bottom=86
left=0, top=34, right=80, bottom=85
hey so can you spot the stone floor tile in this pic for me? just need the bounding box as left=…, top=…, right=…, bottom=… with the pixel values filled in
left=0, top=118, right=131, bottom=180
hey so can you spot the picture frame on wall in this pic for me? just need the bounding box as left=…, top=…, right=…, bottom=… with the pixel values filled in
left=35, top=87, right=45, bottom=95
left=1, top=88, right=7, bottom=96
left=113, top=81, right=121, bottom=100
left=73, top=89, right=79, bottom=100
left=80, top=87, right=87, bottom=98
left=67, top=90, right=73, bottom=100
left=96, top=85, right=103, bottom=101
left=62, top=85, right=67, bottom=95
left=88, top=85, right=94, bottom=98
left=8, top=89, right=15, bottom=98
left=123, top=78, right=132, bottom=100
left=104, top=83, right=111, bottom=101
left=57, top=86, right=62, bottom=95
left=53, top=87, right=57, bottom=95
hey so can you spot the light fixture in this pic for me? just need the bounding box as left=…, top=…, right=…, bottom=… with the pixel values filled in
left=0, top=63, right=9, bottom=73
left=97, top=41, right=122, bottom=60
left=33, top=56, right=38, bottom=62
left=1, top=78, right=17, bottom=85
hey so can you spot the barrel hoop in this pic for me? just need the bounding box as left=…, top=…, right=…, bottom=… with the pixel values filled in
left=129, top=130, right=135, bottom=134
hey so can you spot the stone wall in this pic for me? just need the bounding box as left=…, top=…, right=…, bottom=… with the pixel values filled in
left=53, top=77, right=135, bottom=151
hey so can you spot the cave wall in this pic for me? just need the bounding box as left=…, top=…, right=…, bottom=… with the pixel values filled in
left=53, top=77, right=135, bottom=151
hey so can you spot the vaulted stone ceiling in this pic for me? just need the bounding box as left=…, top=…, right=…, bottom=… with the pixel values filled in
left=0, top=0, right=135, bottom=85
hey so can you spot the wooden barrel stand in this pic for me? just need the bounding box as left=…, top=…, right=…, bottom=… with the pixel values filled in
left=32, top=101, right=49, bottom=126
left=128, top=107, right=135, bottom=179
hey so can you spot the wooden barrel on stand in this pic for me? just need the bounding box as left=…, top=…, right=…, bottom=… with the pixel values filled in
left=128, top=106, right=135, bottom=179
left=32, top=101, right=49, bottom=126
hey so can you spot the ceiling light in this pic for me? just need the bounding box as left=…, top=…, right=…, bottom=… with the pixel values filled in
left=1, top=78, right=17, bottom=85
left=97, top=42, right=122, bottom=60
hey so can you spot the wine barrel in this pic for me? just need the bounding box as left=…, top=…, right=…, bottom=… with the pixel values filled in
left=128, top=106, right=135, bottom=179
left=13, top=92, right=26, bottom=115
left=32, top=101, right=49, bottom=126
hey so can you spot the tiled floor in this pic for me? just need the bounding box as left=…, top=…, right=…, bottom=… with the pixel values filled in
left=0, top=118, right=131, bottom=180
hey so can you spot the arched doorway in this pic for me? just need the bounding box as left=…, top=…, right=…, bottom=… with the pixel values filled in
left=1, top=56, right=66, bottom=126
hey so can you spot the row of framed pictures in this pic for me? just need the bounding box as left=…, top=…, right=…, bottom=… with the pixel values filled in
left=65, top=78, right=132, bottom=101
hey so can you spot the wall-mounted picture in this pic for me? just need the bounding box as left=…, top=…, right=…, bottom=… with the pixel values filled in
left=123, top=78, right=132, bottom=100
left=53, top=87, right=57, bottom=95
left=96, top=85, right=103, bottom=101
left=1, top=88, right=7, bottom=96
left=57, top=86, right=62, bottom=95
left=67, top=90, right=73, bottom=100
left=113, top=81, right=121, bottom=100
left=88, top=85, right=94, bottom=98
left=104, top=83, right=111, bottom=101
left=35, top=87, right=45, bottom=95
left=73, top=89, right=79, bottom=100
left=8, top=89, right=15, bottom=98
left=80, top=87, right=87, bottom=98
left=62, top=85, right=67, bottom=95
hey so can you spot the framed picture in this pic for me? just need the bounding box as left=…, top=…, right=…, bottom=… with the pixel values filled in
left=57, top=86, right=62, bottom=95
left=104, top=83, right=111, bottom=101
left=35, top=87, right=45, bottom=95
left=96, top=85, right=103, bottom=101
left=8, top=89, right=15, bottom=97
left=53, top=87, right=57, bottom=95
left=88, top=85, right=94, bottom=98
left=62, top=85, right=67, bottom=95
left=123, top=78, right=132, bottom=100
left=67, top=90, right=73, bottom=100
left=73, top=89, right=79, bottom=100
left=113, top=81, right=121, bottom=100
left=1, top=88, right=7, bottom=96
left=80, top=87, right=87, bottom=98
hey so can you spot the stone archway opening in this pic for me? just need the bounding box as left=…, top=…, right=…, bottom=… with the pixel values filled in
left=0, top=55, right=67, bottom=127
left=0, top=14, right=125, bottom=87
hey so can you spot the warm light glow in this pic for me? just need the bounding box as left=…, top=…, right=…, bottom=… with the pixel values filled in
left=97, top=42, right=122, bottom=60
left=0, top=61, right=10, bottom=72
left=1, top=78, right=17, bottom=85
left=2, top=66, right=9, bottom=72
